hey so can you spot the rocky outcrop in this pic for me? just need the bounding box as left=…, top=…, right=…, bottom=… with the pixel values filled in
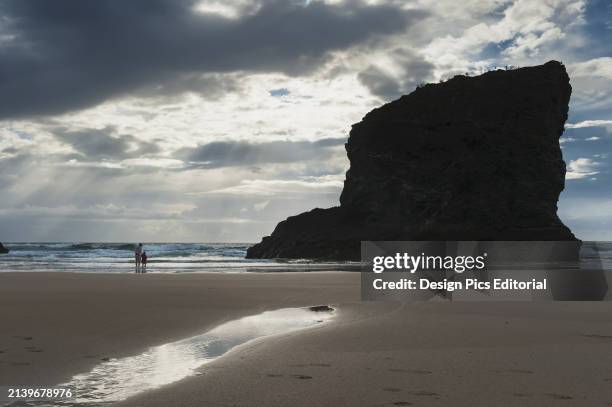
left=0, top=243, right=9, bottom=254
left=247, top=61, right=577, bottom=261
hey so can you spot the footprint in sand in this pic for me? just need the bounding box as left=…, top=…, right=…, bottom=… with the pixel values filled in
left=291, top=374, right=313, bottom=380
left=582, top=334, right=612, bottom=340
left=383, top=388, right=402, bottom=393
left=391, top=402, right=412, bottom=406
left=289, top=363, right=331, bottom=368
left=388, top=368, right=432, bottom=375
left=406, top=390, right=438, bottom=397
left=12, top=336, right=33, bottom=341
left=490, top=368, right=534, bottom=374
left=24, top=346, right=43, bottom=353
left=546, top=393, right=573, bottom=400
left=266, top=373, right=284, bottom=378
left=513, top=392, right=533, bottom=398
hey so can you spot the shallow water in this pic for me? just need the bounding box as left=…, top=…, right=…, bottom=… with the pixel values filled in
left=6, top=307, right=335, bottom=407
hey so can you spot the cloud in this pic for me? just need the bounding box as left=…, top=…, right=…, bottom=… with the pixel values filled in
left=421, top=0, right=586, bottom=73
left=566, top=157, right=602, bottom=179
left=53, top=126, right=161, bottom=160
left=568, top=57, right=612, bottom=114
left=0, top=204, right=182, bottom=221
left=176, top=137, right=346, bottom=168
left=0, top=0, right=422, bottom=119
left=358, top=48, right=434, bottom=100
left=204, top=178, right=343, bottom=197
left=193, top=0, right=260, bottom=20
left=570, top=57, right=612, bottom=78
left=566, top=119, right=612, bottom=129
left=136, top=73, right=242, bottom=100
left=1, top=146, right=18, bottom=154
left=0, top=152, right=36, bottom=188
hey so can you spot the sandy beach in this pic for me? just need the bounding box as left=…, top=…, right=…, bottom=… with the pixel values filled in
left=0, top=272, right=359, bottom=387
left=2, top=272, right=612, bottom=406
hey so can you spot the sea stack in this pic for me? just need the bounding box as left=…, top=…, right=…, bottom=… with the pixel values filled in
left=0, top=243, right=9, bottom=254
left=247, top=61, right=577, bottom=261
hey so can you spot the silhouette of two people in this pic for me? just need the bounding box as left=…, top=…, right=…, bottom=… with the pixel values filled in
left=134, top=243, right=148, bottom=273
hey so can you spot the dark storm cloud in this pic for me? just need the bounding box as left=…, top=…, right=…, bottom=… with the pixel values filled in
left=54, top=126, right=161, bottom=160
left=1, top=146, right=18, bottom=154
left=358, top=66, right=404, bottom=100
left=177, top=137, right=345, bottom=168
left=358, top=48, right=434, bottom=100
left=0, top=0, right=423, bottom=119
left=136, top=73, right=242, bottom=100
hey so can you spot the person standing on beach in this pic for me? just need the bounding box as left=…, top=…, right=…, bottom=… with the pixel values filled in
left=134, top=243, right=143, bottom=273
left=141, top=251, right=148, bottom=273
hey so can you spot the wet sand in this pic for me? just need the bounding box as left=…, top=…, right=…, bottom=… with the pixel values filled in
left=0, top=272, right=360, bottom=386
left=117, top=302, right=612, bottom=407
left=2, top=272, right=612, bottom=406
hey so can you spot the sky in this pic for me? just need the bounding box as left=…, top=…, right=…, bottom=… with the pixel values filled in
left=0, top=0, right=611, bottom=243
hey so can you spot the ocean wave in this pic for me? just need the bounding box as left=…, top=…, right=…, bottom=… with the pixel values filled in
left=5, top=243, right=137, bottom=251
left=4, top=243, right=242, bottom=252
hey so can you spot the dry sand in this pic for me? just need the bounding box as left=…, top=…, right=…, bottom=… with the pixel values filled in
left=2, top=272, right=612, bottom=406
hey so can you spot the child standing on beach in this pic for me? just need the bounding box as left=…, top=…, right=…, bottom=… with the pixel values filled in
left=141, top=251, right=148, bottom=272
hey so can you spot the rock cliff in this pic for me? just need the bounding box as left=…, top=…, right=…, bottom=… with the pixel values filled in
left=0, top=243, right=9, bottom=254
left=247, top=61, right=577, bottom=261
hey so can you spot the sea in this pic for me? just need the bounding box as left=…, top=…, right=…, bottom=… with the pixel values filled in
left=0, top=242, right=611, bottom=274
left=0, top=243, right=360, bottom=273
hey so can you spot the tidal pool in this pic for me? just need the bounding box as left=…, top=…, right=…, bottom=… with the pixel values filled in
left=8, top=306, right=335, bottom=407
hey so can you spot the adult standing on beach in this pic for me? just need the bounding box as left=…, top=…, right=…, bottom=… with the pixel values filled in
left=134, top=243, right=143, bottom=273
left=141, top=251, right=148, bottom=273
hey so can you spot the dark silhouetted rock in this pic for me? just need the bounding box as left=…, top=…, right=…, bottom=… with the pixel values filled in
left=247, top=61, right=577, bottom=261
left=0, top=243, right=8, bottom=254
left=308, top=305, right=335, bottom=312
